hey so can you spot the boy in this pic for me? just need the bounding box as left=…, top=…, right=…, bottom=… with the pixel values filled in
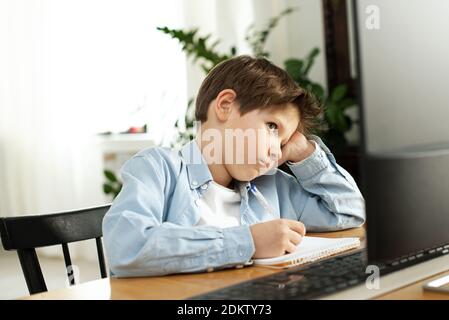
left=102, top=55, right=365, bottom=277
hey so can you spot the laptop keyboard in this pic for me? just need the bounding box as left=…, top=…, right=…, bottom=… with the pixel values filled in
left=191, top=244, right=449, bottom=300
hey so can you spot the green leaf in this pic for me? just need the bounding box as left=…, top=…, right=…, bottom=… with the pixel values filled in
left=103, top=183, right=113, bottom=194
left=310, top=83, right=325, bottom=101
left=330, top=84, right=347, bottom=103
left=325, top=101, right=338, bottom=125
left=297, top=78, right=313, bottom=89
left=335, top=112, right=351, bottom=132
left=302, top=47, right=320, bottom=76
left=338, top=97, right=354, bottom=110
left=284, top=59, right=304, bottom=80
left=104, top=170, right=118, bottom=182
left=307, top=47, right=320, bottom=60
left=157, top=26, right=229, bottom=74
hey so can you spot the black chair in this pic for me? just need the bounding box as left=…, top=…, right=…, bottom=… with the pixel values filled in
left=0, top=204, right=111, bottom=295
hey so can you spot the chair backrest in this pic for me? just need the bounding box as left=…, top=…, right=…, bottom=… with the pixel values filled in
left=0, top=204, right=111, bottom=295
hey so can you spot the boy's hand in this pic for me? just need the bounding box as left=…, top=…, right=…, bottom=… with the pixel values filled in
left=278, top=131, right=315, bottom=166
left=249, top=219, right=306, bottom=259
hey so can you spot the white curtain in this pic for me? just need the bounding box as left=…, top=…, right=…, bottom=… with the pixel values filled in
left=0, top=0, right=325, bottom=264
left=0, top=0, right=187, bottom=214
left=0, top=0, right=187, bottom=262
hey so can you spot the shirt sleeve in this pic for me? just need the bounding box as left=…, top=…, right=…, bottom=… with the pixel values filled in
left=286, top=136, right=366, bottom=232
left=102, top=152, right=255, bottom=278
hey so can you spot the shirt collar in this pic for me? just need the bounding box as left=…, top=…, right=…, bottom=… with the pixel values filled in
left=179, top=140, right=213, bottom=189
left=179, top=140, right=252, bottom=194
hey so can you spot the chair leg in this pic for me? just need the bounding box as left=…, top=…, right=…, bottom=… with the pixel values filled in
left=61, top=243, right=75, bottom=286
left=17, top=249, right=47, bottom=294
left=96, top=237, right=108, bottom=278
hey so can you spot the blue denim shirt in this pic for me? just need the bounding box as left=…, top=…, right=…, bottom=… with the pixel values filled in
left=102, top=135, right=365, bottom=277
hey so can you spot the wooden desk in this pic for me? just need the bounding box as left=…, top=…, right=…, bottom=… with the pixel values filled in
left=22, top=227, right=449, bottom=300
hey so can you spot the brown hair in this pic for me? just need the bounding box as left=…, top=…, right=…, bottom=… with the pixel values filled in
left=195, top=55, right=322, bottom=135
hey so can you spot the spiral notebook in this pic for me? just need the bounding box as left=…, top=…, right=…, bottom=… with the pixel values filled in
left=253, top=236, right=360, bottom=269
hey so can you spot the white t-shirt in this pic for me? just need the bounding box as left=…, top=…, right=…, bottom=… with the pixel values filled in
left=195, top=181, right=242, bottom=228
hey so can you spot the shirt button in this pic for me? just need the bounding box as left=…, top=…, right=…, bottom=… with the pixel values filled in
left=239, top=249, right=244, bottom=257
left=191, top=180, right=198, bottom=187
left=207, top=267, right=214, bottom=273
left=200, top=184, right=208, bottom=190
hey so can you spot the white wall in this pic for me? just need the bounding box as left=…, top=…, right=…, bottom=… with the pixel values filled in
left=284, top=0, right=327, bottom=87
left=182, top=0, right=327, bottom=100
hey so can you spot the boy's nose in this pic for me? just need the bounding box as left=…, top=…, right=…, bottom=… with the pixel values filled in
left=268, top=145, right=282, bottom=163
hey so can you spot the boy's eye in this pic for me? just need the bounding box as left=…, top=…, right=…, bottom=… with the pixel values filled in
left=266, top=122, right=278, bottom=131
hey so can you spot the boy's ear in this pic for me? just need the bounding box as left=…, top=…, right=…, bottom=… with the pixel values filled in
left=214, top=89, right=237, bottom=122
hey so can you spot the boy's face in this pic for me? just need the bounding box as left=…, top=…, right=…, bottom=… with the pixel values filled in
left=223, top=103, right=300, bottom=181
left=199, top=89, right=301, bottom=182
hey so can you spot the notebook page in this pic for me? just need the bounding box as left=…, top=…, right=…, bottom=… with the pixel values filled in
left=253, top=236, right=360, bottom=267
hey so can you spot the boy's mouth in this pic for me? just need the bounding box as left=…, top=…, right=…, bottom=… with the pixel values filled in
left=258, top=156, right=278, bottom=167
left=258, top=159, right=271, bottom=169
left=256, top=159, right=278, bottom=176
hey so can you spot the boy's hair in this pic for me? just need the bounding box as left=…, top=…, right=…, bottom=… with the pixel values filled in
left=195, top=55, right=322, bottom=135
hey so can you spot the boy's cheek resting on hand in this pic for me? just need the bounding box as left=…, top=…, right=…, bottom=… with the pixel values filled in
left=278, top=131, right=316, bottom=166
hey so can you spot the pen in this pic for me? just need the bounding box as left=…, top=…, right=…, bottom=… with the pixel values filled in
left=249, top=183, right=277, bottom=218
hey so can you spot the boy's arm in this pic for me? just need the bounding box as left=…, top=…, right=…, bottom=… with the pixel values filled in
left=102, top=152, right=255, bottom=278
left=285, top=135, right=366, bottom=232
